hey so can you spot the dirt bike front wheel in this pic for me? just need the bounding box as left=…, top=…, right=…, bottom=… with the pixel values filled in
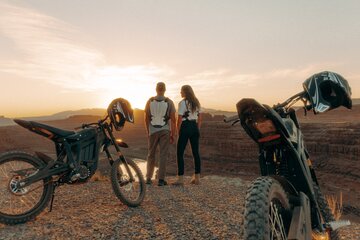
left=110, top=157, right=145, bottom=207
left=0, top=151, right=53, bottom=225
left=242, top=176, right=292, bottom=240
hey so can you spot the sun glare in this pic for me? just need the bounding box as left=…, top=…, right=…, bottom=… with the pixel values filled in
left=97, top=86, right=149, bottom=110
left=88, top=65, right=173, bottom=110
left=96, top=81, right=154, bottom=110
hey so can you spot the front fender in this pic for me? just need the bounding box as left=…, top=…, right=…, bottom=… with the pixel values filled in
left=270, top=175, right=298, bottom=197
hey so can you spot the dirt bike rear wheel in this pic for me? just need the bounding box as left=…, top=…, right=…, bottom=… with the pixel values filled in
left=242, top=176, right=292, bottom=240
left=0, top=151, right=53, bottom=225
left=111, top=158, right=145, bottom=207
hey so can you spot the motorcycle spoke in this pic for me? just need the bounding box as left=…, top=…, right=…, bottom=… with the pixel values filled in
left=0, top=160, right=45, bottom=216
left=0, top=165, right=9, bottom=178
left=269, top=202, right=287, bottom=240
left=20, top=197, right=33, bottom=211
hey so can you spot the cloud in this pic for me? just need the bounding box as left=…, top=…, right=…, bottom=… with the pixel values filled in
left=0, top=2, right=174, bottom=94
left=1, top=2, right=354, bottom=110
left=184, top=69, right=258, bottom=91
left=0, top=2, right=101, bottom=83
left=181, top=64, right=327, bottom=93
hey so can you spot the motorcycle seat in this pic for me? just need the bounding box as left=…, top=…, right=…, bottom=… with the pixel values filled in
left=14, top=119, right=75, bottom=140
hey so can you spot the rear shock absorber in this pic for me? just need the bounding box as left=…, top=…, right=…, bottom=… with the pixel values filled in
left=275, top=149, right=289, bottom=178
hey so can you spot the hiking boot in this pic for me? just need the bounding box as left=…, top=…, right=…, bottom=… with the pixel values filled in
left=190, top=174, right=200, bottom=185
left=158, top=179, right=168, bottom=186
left=145, top=178, right=152, bottom=185
left=172, top=176, right=184, bottom=186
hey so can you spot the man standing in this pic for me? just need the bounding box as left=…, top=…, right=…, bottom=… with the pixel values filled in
left=144, top=82, right=176, bottom=186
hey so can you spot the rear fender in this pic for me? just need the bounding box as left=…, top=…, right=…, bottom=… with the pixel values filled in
left=237, top=99, right=291, bottom=145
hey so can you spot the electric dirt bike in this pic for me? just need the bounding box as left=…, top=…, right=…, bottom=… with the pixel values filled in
left=224, top=71, right=352, bottom=240
left=0, top=98, right=145, bottom=225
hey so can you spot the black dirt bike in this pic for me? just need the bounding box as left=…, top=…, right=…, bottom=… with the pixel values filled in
left=225, top=71, right=352, bottom=239
left=0, top=98, right=145, bottom=225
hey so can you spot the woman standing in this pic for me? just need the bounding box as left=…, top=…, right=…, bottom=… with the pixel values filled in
left=173, top=85, right=202, bottom=185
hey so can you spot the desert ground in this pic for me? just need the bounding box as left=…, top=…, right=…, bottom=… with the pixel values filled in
left=0, top=106, right=359, bottom=238
left=0, top=176, right=358, bottom=240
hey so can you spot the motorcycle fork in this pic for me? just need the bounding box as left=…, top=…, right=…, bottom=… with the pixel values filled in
left=104, top=124, right=135, bottom=182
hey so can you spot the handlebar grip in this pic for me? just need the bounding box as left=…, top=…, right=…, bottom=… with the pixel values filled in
left=224, top=115, right=239, bottom=123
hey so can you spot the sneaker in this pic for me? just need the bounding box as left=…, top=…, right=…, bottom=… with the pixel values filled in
left=189, top=174, right=200, bottom=185
left=158, top=179, right=168, bottom=186
left=145, top=178, right=152, bottom=185
left=172, top=176, right=184, bottom=186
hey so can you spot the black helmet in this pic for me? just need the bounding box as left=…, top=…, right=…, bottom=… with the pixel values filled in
left=107, top=98, right=134, bottom=130
left=303, top=71, right=352, bottom=113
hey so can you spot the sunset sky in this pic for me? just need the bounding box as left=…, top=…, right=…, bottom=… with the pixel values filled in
left=0, top=0, right=359, bottom=117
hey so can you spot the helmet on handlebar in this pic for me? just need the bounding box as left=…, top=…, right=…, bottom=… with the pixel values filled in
left=107, top=98, right=134, bottom=131
left=303, top=71, right=352, bottom=113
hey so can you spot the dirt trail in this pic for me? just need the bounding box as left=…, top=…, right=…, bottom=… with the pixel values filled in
left=0, top=176, right=358, bottom=240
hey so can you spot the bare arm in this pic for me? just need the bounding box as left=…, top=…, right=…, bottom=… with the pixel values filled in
left=144, top=100, right=150, bottom=136
left=144, top=112, right=150, bottom=136
left=170, top=112, right=176, bottom=137
left=197, top=113, right=202, bottom=129
left=177, top=115, right=183, bottom=134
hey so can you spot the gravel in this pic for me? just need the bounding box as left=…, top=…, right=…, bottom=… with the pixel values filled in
left=0, top=176, right=358, bottom=239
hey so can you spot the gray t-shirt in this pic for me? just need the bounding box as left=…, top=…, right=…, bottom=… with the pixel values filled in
left=145, top=96, right=176, bottom=136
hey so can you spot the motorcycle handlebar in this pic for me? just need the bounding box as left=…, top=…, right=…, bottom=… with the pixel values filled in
left=74, top=126, right=83, bottom=130
left=276, top=91, right=307, bottom=108
left=74, top=123, right=96, bottom=130
left=74, top=115, right=109, bottom=130
left=224, top=115, right=239, bottom=123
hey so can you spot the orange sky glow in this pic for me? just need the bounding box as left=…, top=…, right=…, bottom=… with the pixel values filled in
left=0, top=1, right=359, bottom=117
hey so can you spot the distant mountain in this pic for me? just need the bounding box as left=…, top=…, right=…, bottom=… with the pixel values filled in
left=0, top=116, right=15, bottom=127
left=352, top=98, right=360, bottom=105
left=22, top=108, right=106, bottom=121
left=1, top=99, right=358, bottom=128
left=201, top=107, right=237, bottom=117
left=0, top=108, right=107, bottom=127
left=0, top=106, right=236, bottom=127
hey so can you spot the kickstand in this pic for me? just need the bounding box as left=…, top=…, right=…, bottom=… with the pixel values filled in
left=49, top=185, right=57, bottom=212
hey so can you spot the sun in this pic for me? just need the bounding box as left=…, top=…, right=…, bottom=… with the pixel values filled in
left=86, top=64, right=178, bottom=111
left=97, top=84, right=153, bottom=110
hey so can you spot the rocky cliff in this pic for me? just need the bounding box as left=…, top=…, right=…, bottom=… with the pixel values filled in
left=0, top=106, right=359, bottom=221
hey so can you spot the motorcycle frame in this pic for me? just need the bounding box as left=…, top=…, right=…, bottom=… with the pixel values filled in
left=17, top=116, right=134, bottom=188
left=238, top=91, right=325, bottom=231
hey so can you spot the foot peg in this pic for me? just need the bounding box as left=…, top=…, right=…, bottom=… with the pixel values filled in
left=70, top=173, right=80, bottom=182
left=326, top=220, right=351, bottom=231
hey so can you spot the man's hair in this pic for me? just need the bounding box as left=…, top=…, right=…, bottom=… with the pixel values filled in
left=156, top=82, right=166, bottom=93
